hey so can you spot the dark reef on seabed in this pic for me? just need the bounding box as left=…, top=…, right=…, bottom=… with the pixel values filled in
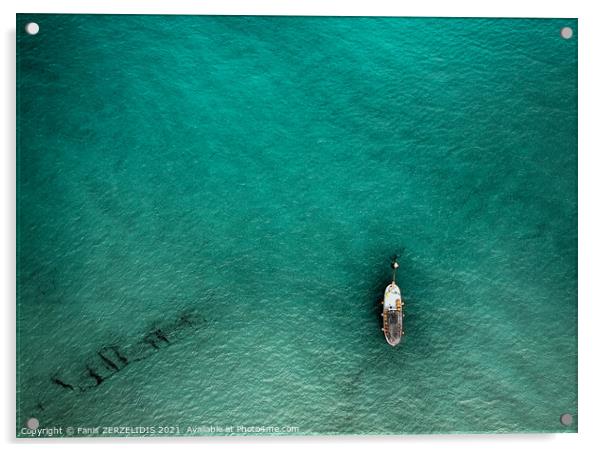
left=22, top=308, right=206, bottom=424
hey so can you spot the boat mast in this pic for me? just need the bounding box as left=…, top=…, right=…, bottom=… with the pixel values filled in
left=392, top=260, right=399, bottom=284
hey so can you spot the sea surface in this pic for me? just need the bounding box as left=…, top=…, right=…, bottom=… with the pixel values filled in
left=16, top=15, right=578, bottom=436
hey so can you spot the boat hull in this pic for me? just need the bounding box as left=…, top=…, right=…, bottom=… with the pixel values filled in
left=382, top=283, right=403, bottom=346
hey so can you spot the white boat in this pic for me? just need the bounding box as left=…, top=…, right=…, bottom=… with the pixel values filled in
left=381, top=261, right=404, bottom=346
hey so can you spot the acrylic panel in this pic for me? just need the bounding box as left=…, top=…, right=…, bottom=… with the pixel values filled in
left=16, top=14, right=578, bottom=437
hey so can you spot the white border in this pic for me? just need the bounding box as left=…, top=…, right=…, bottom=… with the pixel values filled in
left=2, top=0, right=586, bottom=17
left=3, top=1, right=601, bottom=451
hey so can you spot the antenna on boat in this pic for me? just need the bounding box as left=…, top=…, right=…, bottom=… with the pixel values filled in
left=391, top=259, right=399, bottom=284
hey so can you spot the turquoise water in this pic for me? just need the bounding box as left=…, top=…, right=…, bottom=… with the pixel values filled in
left=16, top=15, right=577, bottom=436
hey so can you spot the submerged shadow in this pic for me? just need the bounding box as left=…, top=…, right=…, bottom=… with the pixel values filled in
left=22, top=308, right=207, bottom=425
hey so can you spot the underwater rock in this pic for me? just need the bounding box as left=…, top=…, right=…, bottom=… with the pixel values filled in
left=50, top=376, right=74, bottom=391
left=31, top=308, right=206, bottom=416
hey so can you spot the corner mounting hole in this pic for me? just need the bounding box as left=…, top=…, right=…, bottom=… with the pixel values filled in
left=560, top=27, right=573, bottom=39
left=560, top=413, right=573, bottom=426
left=25, top=22, right=39, bottom=35
left=26, top=417, right=39, bottom=429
